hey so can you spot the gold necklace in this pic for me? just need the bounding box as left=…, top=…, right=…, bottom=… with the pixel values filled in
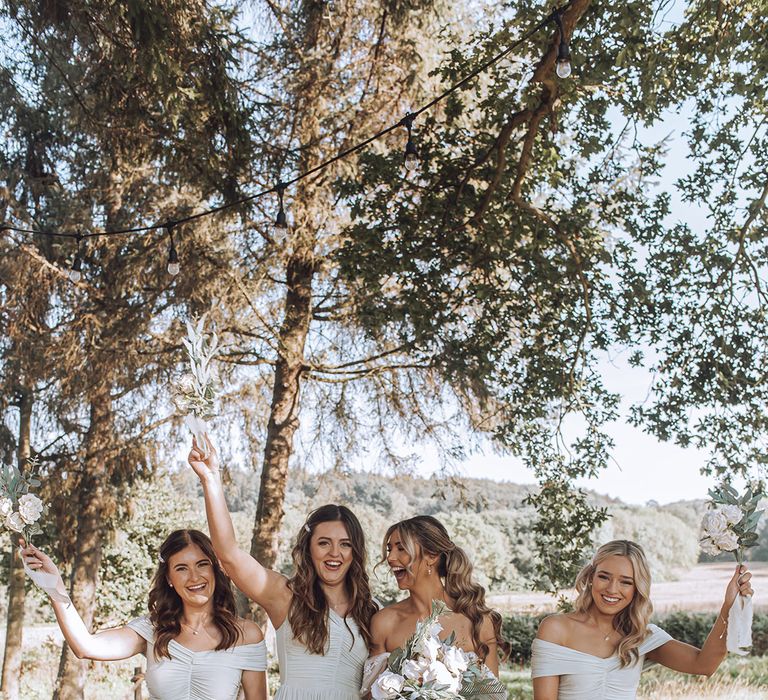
left=181, top=618, right=210, bottom=637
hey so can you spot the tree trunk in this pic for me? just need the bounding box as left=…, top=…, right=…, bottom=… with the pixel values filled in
left=53, top=393, right=112, bottom=700
left=0, top=386, right=32, bottom=699
left=247, top=1, right=327, bottom=621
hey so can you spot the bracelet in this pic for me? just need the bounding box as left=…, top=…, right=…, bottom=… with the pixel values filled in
left=718, top=614, right=728, bottom=640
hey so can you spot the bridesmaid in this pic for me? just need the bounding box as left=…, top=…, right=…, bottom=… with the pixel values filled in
left=364, top=515, right=508, bottom=693
left=188, top=437, right=378, bottom=700
left=531, top=539, right=754, bottom=699
left=21, top=530, right=267, bottom=700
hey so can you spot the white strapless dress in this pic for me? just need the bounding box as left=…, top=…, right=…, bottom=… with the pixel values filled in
left=127, top=616, right=267, bottom=700
left=274, top=609, right=368, bottom=700
left=530, top=623, right=672, bottom=699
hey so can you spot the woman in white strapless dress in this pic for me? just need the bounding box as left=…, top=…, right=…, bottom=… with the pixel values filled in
left=188, top=438, right=378, bottom=700
left=531, top=539, right=754, bottom=700
left=21, top=529, right=267, bottom=699
left=362, top=515, right=508, bottom=698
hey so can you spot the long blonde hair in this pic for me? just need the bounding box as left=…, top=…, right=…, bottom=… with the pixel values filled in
left=381, top=515, right=510, bottom=662
left=573, top=540, right=653, bottom=667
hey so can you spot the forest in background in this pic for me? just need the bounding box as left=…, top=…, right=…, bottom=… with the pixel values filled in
left=3, top=466, right=761, bottom=630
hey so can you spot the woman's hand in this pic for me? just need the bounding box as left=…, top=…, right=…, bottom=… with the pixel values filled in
left=19, top=541, right=69, bottom=601
left=187, top=434, right=220, bottom=483
left=20, top=542, right=64, bottom=579
left=724, top=564, right=753, bottom=609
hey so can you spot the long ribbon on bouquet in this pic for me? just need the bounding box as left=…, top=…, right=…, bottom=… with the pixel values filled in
left=185, top=414, right=211, bottom=458
left=727, top=593, right=753, bottom=655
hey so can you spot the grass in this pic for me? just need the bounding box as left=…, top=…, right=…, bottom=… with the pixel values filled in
left=500, top=657, right=768, bottom=700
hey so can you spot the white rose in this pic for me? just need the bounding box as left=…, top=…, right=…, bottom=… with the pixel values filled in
left=371, top=670, right=405, bottom=700
left=699, top=537, right=722, bottom=556
left=5, top=512, right=25, bottom=533
left=720, top=505, right=743, bottom=525
left=18, top=494, right=43, bottom=524
left=713, top=530, right=739, bottom=552
left=701, top=510, right=728, bottom=537
left=428, top=620, right=443, bottom=638
left=442, top=645, right=469, bottom=674
left=422, top=659, right=460, bottom=693
left=402, top=657, right=430, bottom=681
left=0, top=497, right=13, bottom=517
left=415, top=634, right=441, bottom=663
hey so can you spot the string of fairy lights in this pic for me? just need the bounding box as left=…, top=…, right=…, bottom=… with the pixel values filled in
left=1, top=6, right=574, bottom=283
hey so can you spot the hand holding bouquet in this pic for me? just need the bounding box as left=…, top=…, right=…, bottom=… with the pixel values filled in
left=699, top=481, right=763, bottom=655
left=369, top=600, right=507, bottom=699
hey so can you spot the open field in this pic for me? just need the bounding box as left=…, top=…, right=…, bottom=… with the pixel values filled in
left=489, top=562, right=768, bottom=615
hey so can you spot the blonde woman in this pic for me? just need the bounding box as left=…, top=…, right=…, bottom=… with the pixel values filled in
left=531, top=539, right=754, bottom=699
left=363, top=515, right=508, bottom=695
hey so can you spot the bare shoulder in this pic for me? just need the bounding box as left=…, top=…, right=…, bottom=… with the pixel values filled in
left=237, top=618, right=265, bottom=645
left=536, top=614, right=574, bottom=644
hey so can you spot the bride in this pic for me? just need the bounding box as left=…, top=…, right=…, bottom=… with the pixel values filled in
left=363, top=515, right=508, bottom=696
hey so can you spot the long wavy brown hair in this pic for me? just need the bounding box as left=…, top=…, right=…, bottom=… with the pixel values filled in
left=147, top=529, right=241, bottom=659
left=381, top=515, right=511, bottom=663
left=573, top=539, right=653, bottom=667
left=287, top=504, right=378, bottom=655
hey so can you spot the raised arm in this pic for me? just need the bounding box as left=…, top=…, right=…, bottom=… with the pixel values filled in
left=20, top=544, right=145, bottom=661
left=647, top=564, right=753, bottom=676
left=187, top=437, right=291, bottom=624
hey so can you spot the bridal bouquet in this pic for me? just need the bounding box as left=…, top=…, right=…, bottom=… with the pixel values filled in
left=699, top=481, right=763, bottom=655
left=172, top=315, right=220, bottom=456
left=369, top=601, right=507, bottom=700
left=0, top=458, right=45, bottom=542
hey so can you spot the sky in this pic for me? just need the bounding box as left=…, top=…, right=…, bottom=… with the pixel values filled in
left=416, top=49, right=721, bottom=506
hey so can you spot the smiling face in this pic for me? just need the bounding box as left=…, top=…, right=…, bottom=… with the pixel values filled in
left=166, top=543, right=215, bottom=607
left=386, top=528, right=433, bottom=590
left=590, top=554, right=636, bottom=616
left=310, top=520, right=354, bottom=586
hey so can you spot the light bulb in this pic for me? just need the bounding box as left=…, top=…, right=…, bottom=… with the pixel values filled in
left=556, top=59, right=572, bottom=79
left=69, top=256, right=82, bottom=282
left=404, top=140, right=419, bottom=172
left=167, top=245, right=180, bottom=276
left=274, top=208, right=288, bottom=233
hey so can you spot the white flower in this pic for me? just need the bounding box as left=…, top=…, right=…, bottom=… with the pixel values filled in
left=701, top=510, right=728, bottom=537
left=700, top=537, right=721, bottom=557
left=441, top=645, right=469, bottom=675
left=0, top=497, right=13, bottom=517
left=428, top=620, right=443, bottom=638
left=371, top=670, right=405, bottom=700
left=415, top=634, right=441, bottom=663
left=18, top=494, right=43, bottom=524
left=720, top=505, right=743, bottom=525
left=402, top=656, right=430, bottom=681
left=422, top=659, right=460, bottom=693
left=713, top=530, right=739, bottom=552
left=5, top=512, right=25, bottom=532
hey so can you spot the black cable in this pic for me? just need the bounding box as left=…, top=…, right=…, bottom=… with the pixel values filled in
left=1, top=5, right=566, bottom=241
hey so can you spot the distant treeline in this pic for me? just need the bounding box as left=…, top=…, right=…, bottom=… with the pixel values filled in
left=4, top=466, right=766, bottom=628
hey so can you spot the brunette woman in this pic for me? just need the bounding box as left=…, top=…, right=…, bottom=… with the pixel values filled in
left=187, top=437, right=378, bottom=700
left=21, top=529, right=267, bottom=700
